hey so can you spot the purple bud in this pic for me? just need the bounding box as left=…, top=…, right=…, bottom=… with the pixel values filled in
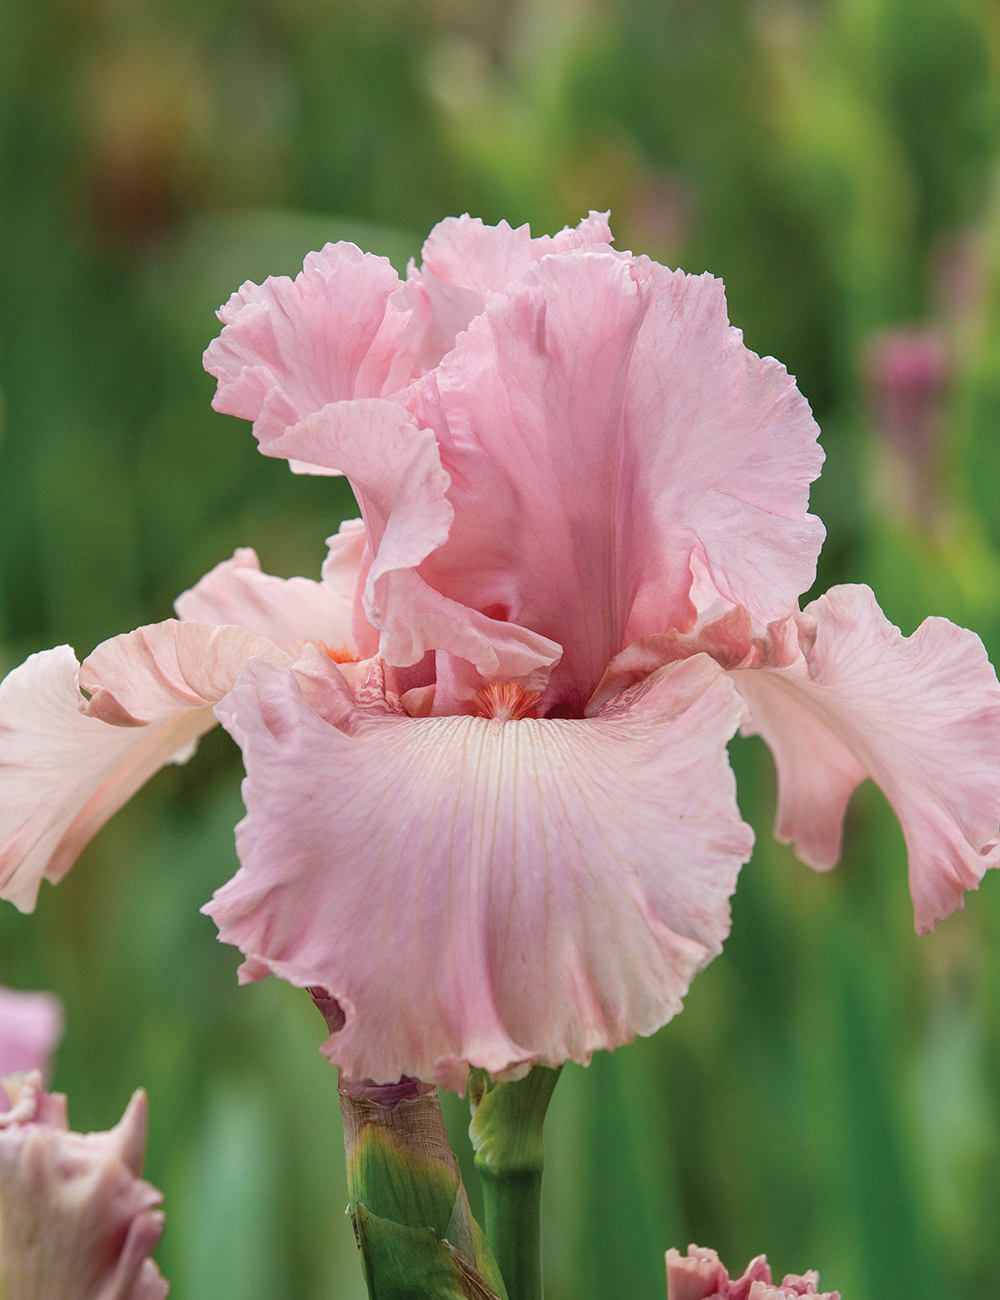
left=863, top=327, right=950, bottom=463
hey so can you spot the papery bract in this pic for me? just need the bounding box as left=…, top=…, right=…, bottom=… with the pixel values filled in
left=0, top=1072, right=168, bottom=1300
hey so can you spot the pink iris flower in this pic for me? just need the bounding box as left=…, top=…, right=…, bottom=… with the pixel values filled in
left=2, top=213, right=999, bottom=1090
left=0, top=1072, right=167, bottom=1300
left=666, top=1244, right=839, bottom=1299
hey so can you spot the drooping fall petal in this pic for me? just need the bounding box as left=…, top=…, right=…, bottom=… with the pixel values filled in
left=731, top=585, right=1000, bottom=932
left=203, top=241, right=415, bottom=474
left=0, top=987, right=62, bottom=1088
left=408, top=251, right=823, bottom=712
left=174, top=521, right=366, bottom=657
left=0, top=624, right=288, bottom=911
left=206, top=648, right=753, bottom=1090
left=0, top=1073, right=168, bottom=1300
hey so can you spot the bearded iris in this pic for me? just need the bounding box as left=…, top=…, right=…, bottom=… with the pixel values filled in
left=1, top=213, right=998, bottom=1092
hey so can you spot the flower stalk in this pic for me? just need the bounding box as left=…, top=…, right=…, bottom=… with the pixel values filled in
left=338, top=1077, right=506, bottom=1300
left=468, top=1067, right=562, bottom=1300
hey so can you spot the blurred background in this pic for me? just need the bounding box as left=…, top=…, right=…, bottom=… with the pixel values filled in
left=1, top=0, right=1000, bottom=1296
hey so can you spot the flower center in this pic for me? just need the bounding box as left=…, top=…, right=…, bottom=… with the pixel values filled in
left=475, top=681, right=542, bottom=721
left=308, top=641, right=360, bottom=664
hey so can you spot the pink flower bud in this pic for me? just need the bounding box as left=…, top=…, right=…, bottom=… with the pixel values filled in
left=0, top=1072, right=168, bottom=1299
left=863, top=327, right=950, bottom=463
left=666, top=1244, right=839, bottom=1300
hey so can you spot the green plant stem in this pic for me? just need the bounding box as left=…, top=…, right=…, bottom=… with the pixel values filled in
left=469, top=1067, right=561, bottom=1300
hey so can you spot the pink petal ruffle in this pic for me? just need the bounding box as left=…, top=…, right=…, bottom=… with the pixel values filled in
left=732, top=585, right=1000, bottom=932
left=257, top=396, right=561, bottom=688
left=204, top=241, right=415, bottom=475
left=0, top=624, right=287, bottom=911
left=397, top=210, right=614, bottom=369
left=206, top=648, right=753, bottom=1090
left=174, top=521, right=365, bottom=657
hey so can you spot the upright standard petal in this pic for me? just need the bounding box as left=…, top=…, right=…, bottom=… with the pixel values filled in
left=397, top=211, right=614, bottom=369
left=408, top=251, right=823, bottom=713
left=261, top=397, right=560, bottom=686
left=0, top=1074, right=168, bottom=1300
left=0, top=624, right=288, bottom=910
left=731, top=585, right=1000, bottom=932
left=206, top=651, right=753, bottom=1090
left=0, top=987, right=63, bottom=1087
left=174, top=522, right=365, bottom=657
left=623, top=260, right=825, bottom=631
left=203, top=241, right=413, bottom=474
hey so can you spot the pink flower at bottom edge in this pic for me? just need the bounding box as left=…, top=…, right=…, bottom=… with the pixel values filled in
left=666, top=1244, right=839, bottom=1300
left=0, top=1071, right=168, bottom=1300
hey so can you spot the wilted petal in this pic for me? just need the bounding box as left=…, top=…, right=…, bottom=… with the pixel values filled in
left=174, top=524, right=365, bottom=657
left=409, top=253, right=822, bottom=712
left=0, top=625, right=288, bottom=910
left=0, top=987, right=62, bottom=1091
left=262, top=397, right=560, bottom=684
left=398, top=211, right=614, bottom=368
left=0, top=1074, right=168, bottom=1300
left=732, top=585, right=1000, bottom=932
left=203, top=241, right=414, bottom=474
left=206, top=651, right=753, bottom=1089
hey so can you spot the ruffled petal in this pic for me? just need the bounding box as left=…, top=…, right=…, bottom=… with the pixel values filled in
left=665, top=1243, right=733, bottom=1299
left=587, top=606, right=801, bottom=716
left=0, top=625, right=288, bottom=910
left=397, top=211, right=613, bottom=369
left=261, top=396, right=561, bottom=686
left=80, top=620, right=291, bottom=723
left=732, top=585, right=1000, bottom=932
left=0, top=986, right=63, bottom=1086
left=408, top=251, right=823, bottom=713
left=203, top=241, right=414, bottom=475
left=624, top=260, right=825, bottom=634
left=174, top=522, right=365, bottom=657
left=206, top=650, right=753, bottom=1090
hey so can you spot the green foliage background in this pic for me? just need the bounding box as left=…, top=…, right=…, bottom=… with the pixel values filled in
left=1, top=1, right=1000, bottom=1296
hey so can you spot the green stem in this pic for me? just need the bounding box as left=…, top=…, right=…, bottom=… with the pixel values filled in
left=468, top=1067, right=561, bottom=1300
